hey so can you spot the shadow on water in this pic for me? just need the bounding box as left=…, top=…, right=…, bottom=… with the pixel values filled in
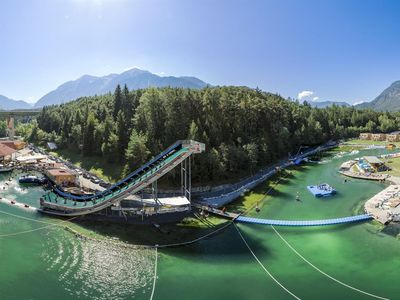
left=66, top=217, right=242, bottom=249
left=61, top=215, right=274, bottom=258
left=265, top=187, right=291, bottom=198
left=380, top=223, right=400, bottom=238
left=160, top=224, right=274, bottom=258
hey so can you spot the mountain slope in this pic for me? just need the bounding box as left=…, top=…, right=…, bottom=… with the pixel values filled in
left=357, top=81, right=400, bottom=111
left=34, top=68, right=209, bottom=108
left=0, top=95, right=32, bottom=110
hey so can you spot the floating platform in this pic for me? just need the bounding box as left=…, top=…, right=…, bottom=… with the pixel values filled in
left=236, top=214, right=372, bottom=226
left=307, top=183, right=336, bottom=197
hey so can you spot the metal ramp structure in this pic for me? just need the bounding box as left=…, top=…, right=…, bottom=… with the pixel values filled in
left=39, top=140, right=205, bottom=217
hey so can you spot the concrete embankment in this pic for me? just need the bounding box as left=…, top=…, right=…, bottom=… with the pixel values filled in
left=364, top=185, right=400, bottom=224
left=339, top=170, right=388, bottom=181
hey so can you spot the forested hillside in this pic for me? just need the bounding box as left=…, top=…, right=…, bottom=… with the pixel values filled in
left=20, top=85, right=400, bottom=183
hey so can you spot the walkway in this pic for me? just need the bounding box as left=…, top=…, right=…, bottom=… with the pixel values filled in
left=194, top=205, right=373, bottom=227
left=236, top=214, right=373, bottom=226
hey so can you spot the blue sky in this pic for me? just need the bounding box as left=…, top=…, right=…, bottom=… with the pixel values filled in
left=0, top=0, right=400, bottom=104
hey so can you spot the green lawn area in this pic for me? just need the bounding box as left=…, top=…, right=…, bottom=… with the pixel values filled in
left=50, top=148, right=124, bottom=183
left=381, top=157, right=400, bottom=177
left=343, top=138, right=400, bottom=147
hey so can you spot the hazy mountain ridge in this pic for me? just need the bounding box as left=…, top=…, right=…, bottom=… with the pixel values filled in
left=34, top=68, right=209, bottom=108
left=356, top=81, right=400, bottom=111
left=0, top=95, right=32, bottom=110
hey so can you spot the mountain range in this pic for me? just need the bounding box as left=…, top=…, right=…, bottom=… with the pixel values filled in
left=34, top=68, right=208, bottom=108
left=0, top=95, right=32, bottom=110
left=0, top=68, right=209, bottom=110
left=356, top=80, right=400, bottom=111
left=2, top=70, right=400, bottom=111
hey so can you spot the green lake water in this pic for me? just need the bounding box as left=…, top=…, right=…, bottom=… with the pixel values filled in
left=0, top=148, right=399, bottom=299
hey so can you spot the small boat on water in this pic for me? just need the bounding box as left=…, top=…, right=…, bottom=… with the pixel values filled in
left=0, top=164, right=14, bottom=173
left=18, top=175, right=47, bottom=184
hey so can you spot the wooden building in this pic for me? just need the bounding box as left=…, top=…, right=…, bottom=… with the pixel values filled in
left=371, top=133, right=386, bottom=141
left=0, top=144, right=16, bottom=162
left=45, top=168, right=77, bottom=186
left=386, top=132, right=400, bottom=142
left=364, top=156, right=388, bottom=172
left=0, top=140, right=26, bottom=150
left=359, top=133, right=372, bottom=140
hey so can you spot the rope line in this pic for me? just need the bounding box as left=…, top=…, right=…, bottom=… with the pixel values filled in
left=271, top=225, right=389, bottom=300
left=0, top=224, right=54, bottom=237
left=0, top=207, right=233, bottom=248
left=234, top=223, right=301, bottom=300
left=0, top=209, right=77, bottom=238
left=157, top=221, right=233, bottom=248
left=150, top=247, right=158, bottom=300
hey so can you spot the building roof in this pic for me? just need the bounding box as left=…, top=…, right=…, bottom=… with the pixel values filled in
left=0, top=143, right=16, bottom=157
left=46, top=168, right=76, bottom=177
left=16, top=154, right=46, bottom=162
left=0, top=141, right=17, bottom=150
left=364, top=156, right=383, bottom=164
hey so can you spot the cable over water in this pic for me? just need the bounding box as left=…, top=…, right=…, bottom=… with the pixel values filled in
left=271, top=225, right=389, bottom=300
left=234, top=223, right=301, bottom=300
left=0, top=209, right=77, bottom=238
left=150, top=247, right=158, bottom=300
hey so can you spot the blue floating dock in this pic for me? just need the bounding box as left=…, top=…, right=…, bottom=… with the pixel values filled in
left=236, top=214, right=372, bottom=226
left=307, top=183, right=336, bottom=197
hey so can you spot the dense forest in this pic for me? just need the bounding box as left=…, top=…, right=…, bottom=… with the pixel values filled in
left=17, top=85, right=400, bottom=183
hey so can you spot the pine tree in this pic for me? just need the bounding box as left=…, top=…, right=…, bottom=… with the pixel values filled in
left=116, top=111, right=128, bottom=161
left=123, top=129, right=150, bottom=176
left=83, top=112, right=97, bottom=155
left=113, top=84, right=122, bottom=120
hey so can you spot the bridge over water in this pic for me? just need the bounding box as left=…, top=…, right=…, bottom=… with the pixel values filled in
left=235, top=214, right=373, bottom=226
left=194, top=205, right=373, bottom=227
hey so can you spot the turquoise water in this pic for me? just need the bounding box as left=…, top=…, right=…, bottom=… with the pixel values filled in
left=0, top=148, right=399, bottom=299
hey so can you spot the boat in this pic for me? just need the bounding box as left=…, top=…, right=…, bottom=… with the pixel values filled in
left=18, top=175, right=47, bottom=184
left=0, top=164, right=14, bottom=173
left=307, top=183, right=336, bottom=197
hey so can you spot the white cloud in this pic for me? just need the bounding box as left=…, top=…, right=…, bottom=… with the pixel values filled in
left=353, top=100, right=365, bottom=105
left=312, top=96, right=320, bottom=101
left=297, top=90, right=314, bottom=100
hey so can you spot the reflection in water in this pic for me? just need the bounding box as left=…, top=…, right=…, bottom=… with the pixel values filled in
left=42, top=230, right=155, bottom=299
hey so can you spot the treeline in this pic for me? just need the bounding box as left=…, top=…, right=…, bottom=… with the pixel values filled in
left=20, top=85, right=400, bottom=183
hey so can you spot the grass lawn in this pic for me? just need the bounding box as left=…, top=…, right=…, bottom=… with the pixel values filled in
left=381, top=157, right=400, bottom=177
left=343, top=138, right=400, bottom=147
left=50, top=148, right=124, bottom=183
